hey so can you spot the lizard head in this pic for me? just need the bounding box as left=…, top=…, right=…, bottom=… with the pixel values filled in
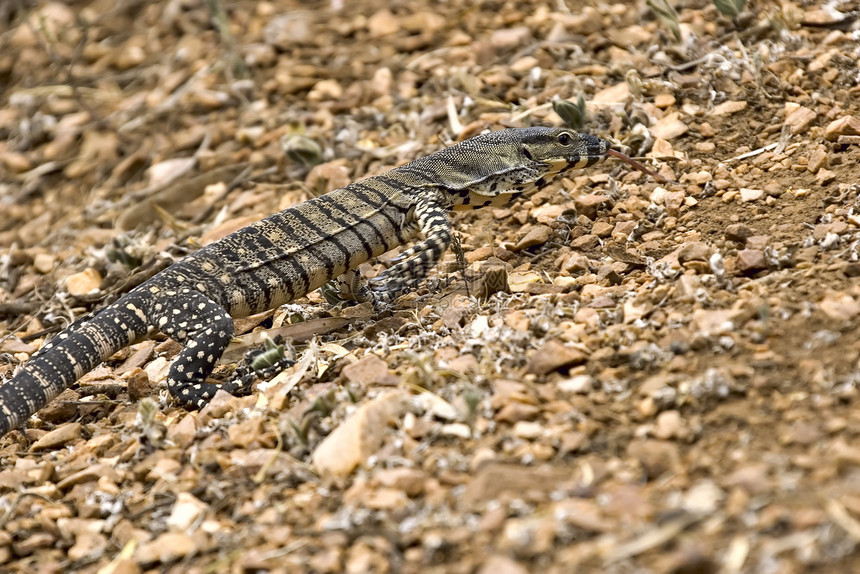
left=446, top=127, right=611, bottom=211
left=519, top=127, right=610, bottom=175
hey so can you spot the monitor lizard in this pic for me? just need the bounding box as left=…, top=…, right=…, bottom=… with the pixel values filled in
left=0, top=127, right=665, bottom=437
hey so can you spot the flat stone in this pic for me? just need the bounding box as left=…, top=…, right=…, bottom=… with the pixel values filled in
left=724, top=223, right=754, bottom=242
left=746, top=235, right=770, bottom=250
left=342, top=354, right=398, bottom=386
left=477, top=555, right=530, bottom=574
left=135, top=532, right=197, bottom=565
left=592, top=82, right=630, bottom=105
left=819, top=292, right=860, bottom=321
left=125, top=367, right=155, bottom=401
left=711, top=100, right=747, bottom=116
left=574, top=193, right=610, bottom=219
left=654, top=93, right=676, bottom=108
left=496, top=402, right=540, bottom=424
left=167, top=493, right=208, bottom=532
left=311, top=390, right=408, bottom=476
left=65, top=268, right=102, bottom=296
left=678, top=242, right=713, bottom=263
left=513, top=225, right=553, bottom=251
left=816, top=169, right=837, bottom=186
left=591, top=220, right=614, bottom=238
left=490, top=26, right=531, bottom=49
left=557, top=374, right=595, bottom=394
left=571, top=233, right=600, bottom=250
left=650, top=113, right=689, bottom=140
left=461, top=462, right=572, bottom=508
left=612, top=220, right=637, bottom=240
left=627, top=439, right=681, bottom=478
left=38, top=389, right=79, bottom=424
left=57, top=463, right=121, bottom=490
left=739, top=188, right=764, bottom=202
left=526, top=339, right=587, bottom=375
left=30, top=423, right=82, bottom=451
left=372, top=468, right=427, bottom=497
left=367, top=9, right=399, bottom=38
left=653, top=410, right=685, bottom=440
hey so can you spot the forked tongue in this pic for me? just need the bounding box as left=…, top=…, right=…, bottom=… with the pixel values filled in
left=606, top=149, right=677, bottom=185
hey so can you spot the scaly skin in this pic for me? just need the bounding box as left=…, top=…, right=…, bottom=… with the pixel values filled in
left=0, top=127, right=609, bottom=436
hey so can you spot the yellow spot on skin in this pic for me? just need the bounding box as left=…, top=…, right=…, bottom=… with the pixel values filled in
left=125, top=304, right=147, bottom=322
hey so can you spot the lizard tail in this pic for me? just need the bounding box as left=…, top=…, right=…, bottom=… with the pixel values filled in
left=0, top=293, right=151, bottom=436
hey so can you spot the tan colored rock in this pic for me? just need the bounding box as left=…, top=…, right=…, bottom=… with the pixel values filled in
left=67, top=531, right=108, bottom=562
left=572, top=234, right=600, bottom=250
left=816, top=168, right=837, bottom=186
left=263, top=12, right=315, bottom=48
left=461, top=462, right=572, bottom=508
left=612, top=221, right=637, bottom=240
left=167, top=493, right=208, bottom=532
left=807, top=146, right=828, bottom=173
left=166, top=413, right=198, bottom=448
left=135, top=532, right=197, bottom=565
left=739, top=188, right=764, bottom=202
left=477, top=555, right=530, bottom=574
left=650, top=113, right=689, bottom=140
left=312, top=390, right=408, bottom=476
left=591, top=220, right=614, bottom=238
left=125, top=367, right=154, bottom=401
left=592, top=82, right=631, bottom=105
left=30, top=423, right=82, bottom=451
left=57, top=464, right=121, bottom=490
left=0, top=150, right=32, bottom=173
left=507, top=271, right=541, bottom=293
left=367, top=9, right=399, bottom=38
left=711, top=100, right=747, bottom=116
left=574, top=194, right=610, bottom=219
left=33, top=253, right=54, bottom=274
left=784, top=103, right=816, bottom=135
left=490, top=26, right=531, bottom=49
left=342, top=354, right=398, bottom=386
left=513, top=224, right=553, bottom=251
left=628, top=439, right=681, bottom=478
left=653, top=410, right=685, bottom=440
left=308, top=79, right=343, bottom=102
left=692, top=308, right=737, bottom=335
left=654, top=93, right=676, bottom=108
left=819, top=292, right=860, bottom=321
left=65, top=268, right=102, bottom=296
left=824, top=115, right=860, bottom=141
left=725, top=223, right=754, bottom=242
left=372, top=468, right=426, bottom=496
left=526, top=339, right=587, bottom=375
left=495, top=402, right=540, bottom=424
left=678, top=242, right=713, bottom=263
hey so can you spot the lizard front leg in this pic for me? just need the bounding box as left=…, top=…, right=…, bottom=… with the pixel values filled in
left=326, top=220, right=421, bottom=303
left=365, top=198, right=452, bottom=303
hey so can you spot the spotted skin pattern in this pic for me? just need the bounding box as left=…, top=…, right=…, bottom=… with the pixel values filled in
left=0, top=127, right=609, bottom=436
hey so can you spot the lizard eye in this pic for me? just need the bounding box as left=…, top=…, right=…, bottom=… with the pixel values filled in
left=558, top=132, right=572, bottom=145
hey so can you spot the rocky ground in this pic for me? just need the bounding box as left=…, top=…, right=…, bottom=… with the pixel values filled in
left=2, top=0, right=860, bottom=572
